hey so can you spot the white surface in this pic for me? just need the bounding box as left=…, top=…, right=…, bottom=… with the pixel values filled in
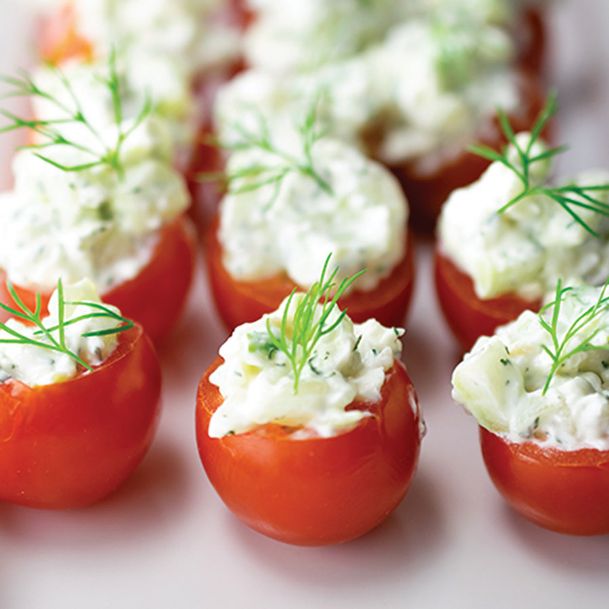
left=0, top=2, right=608, bottom=609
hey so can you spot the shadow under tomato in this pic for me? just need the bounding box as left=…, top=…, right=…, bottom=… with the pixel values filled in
left=501, top=504, right=609, bottom=573
left=222, top=471, right=445, bottom=587
left=0, top=438, right=192, bottom=548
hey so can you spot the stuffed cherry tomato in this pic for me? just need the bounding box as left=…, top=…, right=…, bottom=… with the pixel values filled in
left=207, top=218, right=415, bottom=331
left=215, top=10, right=547, bottom=232
left=0, top=280, right=162, bottom=509
left=388, top=71, right=546, bottom=231
left=196, top=267, right=422, bottom=545
left=0, top=61, right=196, bottom=345
left=436, top=94, right=609, bottom=350
left=452, top=283, right=609, bottom=535
left=0, top=216, right=196, bottom=345
left=204, top=124, right=414, bottom=332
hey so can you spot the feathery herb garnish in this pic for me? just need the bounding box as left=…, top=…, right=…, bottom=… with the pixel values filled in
left=200, top=97, right=333, bottom=208
left=257, top=255, right=364, bottom=392
left=469, top=92, right=609, bottom=237
left=538, top=279, right=609, bottom=394
left=0, top=280, right=133, bottom=373
left=0, top=50, right=151, bottom=177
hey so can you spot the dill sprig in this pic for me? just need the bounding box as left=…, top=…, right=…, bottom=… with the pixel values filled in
left=0, top=50, right=151, bottom=177
left=0, top=280, right=134, bottom=373
left=258, top=255, right=364, bottom=393
left=201, top=97, right=333, bottom=209
left=469, top=92, right=609, bottom=237
left=538, top=279, right=609, bottom=394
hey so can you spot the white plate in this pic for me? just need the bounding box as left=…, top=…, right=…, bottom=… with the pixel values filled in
left=1, top=2, right=608, bottom=608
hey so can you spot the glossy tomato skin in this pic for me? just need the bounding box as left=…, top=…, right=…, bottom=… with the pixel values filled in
left=0, top=325, right=162, bottom=509
left=388, top=71, right=546, bottom=232
left=205, top=217, right=416, bottom=332
left=480, top=428, right=609, bottom=535
left=196, top=357, right=422, bottom=545
left=0, top=216, right=197, bottom=346
left=516, top=8, right=547, bottom=76
left=434, top=250, right=540, bottom=352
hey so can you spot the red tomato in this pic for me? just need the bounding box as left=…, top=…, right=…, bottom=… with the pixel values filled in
left=205, top=217, right=416, bottom=332
left=0, top=216, right=197, bottom=346
left=480, top=427, right=609, bottom=535
left=516, top=8, right=547, bottom=76
left=196, top=357, right=422, bottom=545
left=387, top=71, right=546, bottom=232
left=0, top=325, right=162, bottom=509
left=434, top=250, right=540, bottom=352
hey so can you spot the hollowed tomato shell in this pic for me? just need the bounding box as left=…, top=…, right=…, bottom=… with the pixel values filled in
left=434, top=250, right=540, bottom=352
left=480, top=427, right=609, bottom=536
left=196, top=358, right=422, bottom=545
left=205, top=216, right=416, bottom=332
left=0, top=325, right=162, bottom=509
left=0, top=215, right=197, bottom=346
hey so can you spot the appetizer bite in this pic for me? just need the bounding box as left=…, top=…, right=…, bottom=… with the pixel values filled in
left=32, top=0, right=245, bottom=200
left=196, top=259, right=423, bottom=545
left=436, top=95, right=609, bottom=350
left=452, top=281, right=609, bottom=535
left=0, top=279, right=162, bottom=509
left=205, top=102, right=414, bottom=331
left=215, top=8, right=546, bottom=230
left=0, top=60, right=196, bottom=344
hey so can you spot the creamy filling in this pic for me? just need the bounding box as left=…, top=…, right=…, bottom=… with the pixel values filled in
left=438, top=134, right=609, bottom=301
left=0, top=280, right=122, bottom=387
left=217, top=16, right=518, bottom=165
left=452, top=285, right=609, bottom=451
left=208, top=296, right=405, bottom=438
left=218, top=136, right=407, bottom=291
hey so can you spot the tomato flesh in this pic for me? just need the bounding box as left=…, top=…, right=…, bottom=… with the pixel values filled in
left=196, top=357, right=422, bottom=545
left=434, top=250, right=540, bottom=352
left=0, top=215, right=196, bottom=346
left=0, top=325, right=162, bottom=509
left=480, top=427, right=609, bottom=535
left=205, top=217, right=416, bottom=332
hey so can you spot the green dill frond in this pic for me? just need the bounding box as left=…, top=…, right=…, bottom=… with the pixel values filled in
left=469, top=92, right=609, bottom=237
left=249, top=254, right=364, bottom=393
left=199, top=95, right=333, bottom=208
left=0, top=49, right=151, bottom=178
left=0, top=279, right=134, bottom=374
left=538, top=278, right=609, bottom=394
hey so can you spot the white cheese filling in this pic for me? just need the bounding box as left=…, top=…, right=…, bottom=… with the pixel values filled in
left=452, top=285, right=609, bottom=451
left=208, top=296, right=405, bottom=438
left=437, top=133, right=609, bottom=301
left=0, top=280, right=122, bottom=387
left=218, top=136, right=407, bottom=291
left=244, top=0, right=534, bottom=75
left=216, top=16, right=518, bottom=165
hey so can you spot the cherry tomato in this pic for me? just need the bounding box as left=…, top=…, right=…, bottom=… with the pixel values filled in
left=205, top=217, right=416, bottom=332
left=434, top=250, right=540, bottom=352
left=387, top=71, right=546, bottom=232
left=516, top=8, right=547, bottom=76
left=196, top=357, right=422, bottom=545
left=0, top=325, right=162, bottom=509
left=480, top=427, right=609, bottom=535
left=0, top=215, right=197, bottom=346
